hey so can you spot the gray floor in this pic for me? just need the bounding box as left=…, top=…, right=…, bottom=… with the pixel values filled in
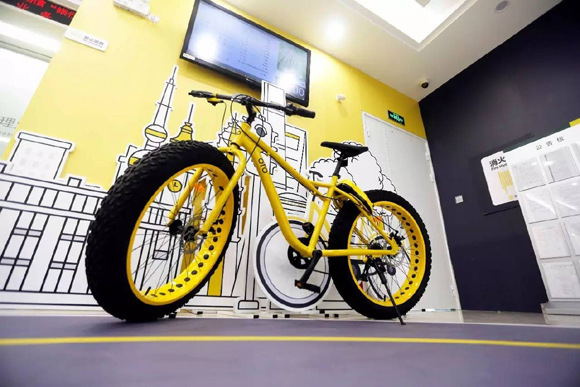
left=1, top=315, right=579, bottom=387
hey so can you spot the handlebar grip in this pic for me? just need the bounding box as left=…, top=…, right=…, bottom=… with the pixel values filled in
left=189, top=90, right=215, bottom=99
left=285, top=104, right=316, bottom=118
left=295, top=107, right=316, bottom=118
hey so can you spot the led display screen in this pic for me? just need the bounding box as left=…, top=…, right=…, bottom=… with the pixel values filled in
left=181, top=0, right=311, bottom=106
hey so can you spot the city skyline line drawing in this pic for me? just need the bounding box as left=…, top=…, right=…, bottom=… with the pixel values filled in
left=0, top=65, right=394, bottom=313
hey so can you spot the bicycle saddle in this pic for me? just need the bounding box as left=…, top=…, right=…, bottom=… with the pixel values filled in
left=320, top=142, right=368, bottom=158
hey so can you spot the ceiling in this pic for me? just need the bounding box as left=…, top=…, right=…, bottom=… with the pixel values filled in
left=224, top=0, right=562, bottom=101
left=344, top=0, right=475, bottom=48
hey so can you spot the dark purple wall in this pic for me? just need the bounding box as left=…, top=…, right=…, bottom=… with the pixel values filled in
left=419, top=0, right=580, bottom=312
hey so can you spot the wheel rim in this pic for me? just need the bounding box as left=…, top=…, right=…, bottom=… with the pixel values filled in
left=347, top=201, right=427, bottom=306
left=125, top=163, right=235, bottom=306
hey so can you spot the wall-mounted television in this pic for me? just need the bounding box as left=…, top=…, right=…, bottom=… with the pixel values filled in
left=180, top=0, right=311, bottom=106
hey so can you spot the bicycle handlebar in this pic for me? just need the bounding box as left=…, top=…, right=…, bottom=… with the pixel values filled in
left=285, top=104, right=316, bottom=119
left=188, top=90, right=316, bottom=119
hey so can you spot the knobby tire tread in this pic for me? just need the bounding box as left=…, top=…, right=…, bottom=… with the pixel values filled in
left=86, top=141, right=239, bottom=322
left=328, top=190, right=432, bottom=320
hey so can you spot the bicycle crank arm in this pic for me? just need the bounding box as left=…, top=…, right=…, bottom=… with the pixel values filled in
left=294, top=250, right=322, bottom=293
left=294, top=281, right=321, bottom=293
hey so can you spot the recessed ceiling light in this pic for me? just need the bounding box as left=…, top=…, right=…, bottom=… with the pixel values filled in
left=495, top=1, right=510, bottom=13
left=325, top=19, right=345, bottom=42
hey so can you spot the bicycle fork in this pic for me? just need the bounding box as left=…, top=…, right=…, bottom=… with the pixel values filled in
left=166, top=146, right=246, bottom=232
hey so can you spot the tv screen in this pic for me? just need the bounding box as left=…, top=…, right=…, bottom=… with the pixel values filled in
left=181, top=0, right=311, bottom=106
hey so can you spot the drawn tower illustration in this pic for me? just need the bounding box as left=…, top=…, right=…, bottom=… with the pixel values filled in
left=109, top=66, right=248, bottom=307
left=171, top=103, right=195, bottom=143
left=114, top=66, right=178, bottom=180
left=143, top=66, right=175, bottom=149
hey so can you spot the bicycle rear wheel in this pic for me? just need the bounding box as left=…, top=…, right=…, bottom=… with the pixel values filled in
left=86, top=141, right=239, bottom=321
left=328, top=190, right=431, bottom=319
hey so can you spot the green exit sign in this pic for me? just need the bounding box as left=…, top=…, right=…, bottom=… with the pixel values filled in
left=388, top=110, right=405, bottom=126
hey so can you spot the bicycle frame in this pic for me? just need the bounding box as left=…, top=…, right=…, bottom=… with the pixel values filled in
left=169, top=121, right=400, bottom=258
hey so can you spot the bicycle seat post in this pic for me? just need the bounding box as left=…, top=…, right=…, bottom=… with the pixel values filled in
left=332, top=153, right=348, bottom=178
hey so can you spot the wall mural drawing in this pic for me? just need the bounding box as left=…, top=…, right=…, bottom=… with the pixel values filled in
left=0, top=132, right=103, bottom=306
left=310, top=142, right=395, bottom=192
left=0, top=65, right=396, bottom=312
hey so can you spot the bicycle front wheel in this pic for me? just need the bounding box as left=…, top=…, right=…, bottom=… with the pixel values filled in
left=328, top=190, right=431, bottom=319
left=86, top=141, right=239, bottom=321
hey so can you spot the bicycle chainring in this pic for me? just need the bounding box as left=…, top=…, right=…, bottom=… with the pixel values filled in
left=287, top=237, right=311, bottom=269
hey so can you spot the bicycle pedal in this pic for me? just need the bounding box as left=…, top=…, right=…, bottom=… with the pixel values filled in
left=294, top=280, right=321, bottom=293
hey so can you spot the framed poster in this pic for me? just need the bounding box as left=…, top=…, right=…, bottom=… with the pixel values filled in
left=481, top=151, right=517, bottom=206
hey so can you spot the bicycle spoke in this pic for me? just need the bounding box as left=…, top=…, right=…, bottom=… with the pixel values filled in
left=131, top=231, right=165, bottom=253
left=132, top=233, right=171, bottom=278
left=347, top=199, right=427, bottom=306
left=153, top=236, right=181, bottom=293
left=142, top=235, right=182, bottom=288
left=369, top=275, right=386, bottom=301
left=392, top=274, right=402, bottom=292
left=141, top=250, right=172, bottom=290
left=135, top=175, right=213, bottom=294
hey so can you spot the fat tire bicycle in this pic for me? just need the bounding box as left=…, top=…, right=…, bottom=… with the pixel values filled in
left=85, top=91, right=431, bottom=321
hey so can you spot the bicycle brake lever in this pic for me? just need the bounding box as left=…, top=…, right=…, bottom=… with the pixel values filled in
left=207, top=98, right=223, bottom=106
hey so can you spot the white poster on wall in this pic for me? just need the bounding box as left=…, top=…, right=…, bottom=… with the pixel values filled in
left=551, top=178, right=580, bottom=218
left=530, top=222, right=570, bottom=259
left=512, top=158, right=545, bottom=191
left=564, top=217, right=580, bottom=255
left=481, top=151, right=516, bottom=206
left=542, top=147, right=580, bottom=182
left=542, top=261, right=580, bottom=299
left=505, top=124, right=580, bottom=309
left=520, top=187, right=557, bottom=223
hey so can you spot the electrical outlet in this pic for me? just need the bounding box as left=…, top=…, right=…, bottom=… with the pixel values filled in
left=455, top=195, right=463, bottom=204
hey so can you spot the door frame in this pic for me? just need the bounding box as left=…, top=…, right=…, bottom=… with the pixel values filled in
left=362, top=111, right=461, bottom=310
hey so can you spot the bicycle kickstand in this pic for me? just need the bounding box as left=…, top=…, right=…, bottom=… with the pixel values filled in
left=370, top=259, right=406, bottom=326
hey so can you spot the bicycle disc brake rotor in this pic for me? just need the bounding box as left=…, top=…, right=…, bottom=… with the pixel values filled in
left=253, top=220, right=332, bottom=312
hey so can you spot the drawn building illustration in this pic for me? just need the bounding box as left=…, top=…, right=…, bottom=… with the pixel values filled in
left=0, top=65, right=388, bottom=313
left=0, top=132, right=104, bottom=306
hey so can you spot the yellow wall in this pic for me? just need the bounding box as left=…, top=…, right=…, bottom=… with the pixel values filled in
left=3, top=0, right=425, bottom=189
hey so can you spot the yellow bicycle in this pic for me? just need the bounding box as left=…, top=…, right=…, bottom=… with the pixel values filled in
left=86, top=91, right=431, bottom=322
